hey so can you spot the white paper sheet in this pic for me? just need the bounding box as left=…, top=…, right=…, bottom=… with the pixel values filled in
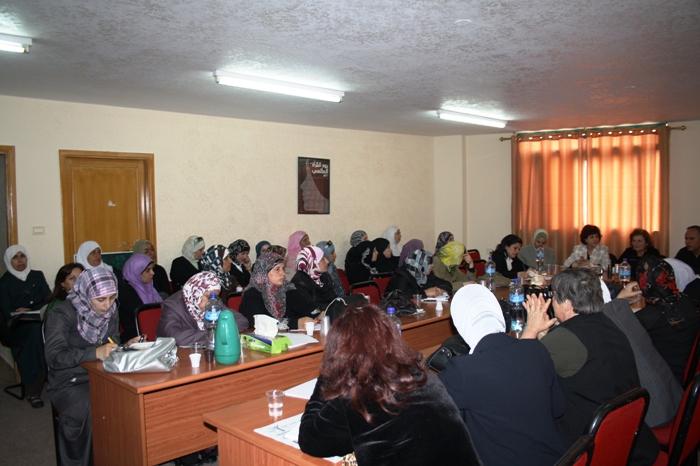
left=254, top=414, right=342, bottom=464
left=277, top=332, right=319, bottom=349
left=285, top=378, right=317, bottom=400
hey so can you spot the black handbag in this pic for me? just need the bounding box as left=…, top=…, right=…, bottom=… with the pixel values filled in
left=426, top=334, right=470, bottom=372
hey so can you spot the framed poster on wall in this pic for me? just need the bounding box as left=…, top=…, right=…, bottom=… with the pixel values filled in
left=298, top=157, right=330, bottom=214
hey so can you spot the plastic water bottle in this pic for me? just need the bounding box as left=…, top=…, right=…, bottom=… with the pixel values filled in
left=386, top=306, right=402, bottom=334
left=535, top=248, right=545, bottom=272
left=508, top=279, right=525, bottom=338
left=619, top=259, right=632, bottom=286
left=203, top=292, right=223, bottom=351
left=485, top=253, right=497, bottom=290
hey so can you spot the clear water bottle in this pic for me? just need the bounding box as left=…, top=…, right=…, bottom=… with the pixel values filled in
left=508, top=279, right=525, bottom=338
left=386, top=306, right=402, bottom=334
left=485, top=253, right=497, bottom=290
left=619, top=259, right=632, bottom=286
left=203, top=292, right=223, bottom=351
left=535, top=248, right=545, bottom=272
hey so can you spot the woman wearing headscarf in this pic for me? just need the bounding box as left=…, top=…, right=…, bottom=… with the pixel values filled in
left=383, top=225, right=402, bottom=257
left=635, top=255, right=700, bottom=383
left=118, top=253, right=163, bottom=341
left=439, top=285, right=567, bottom=466
left=370, top=237, right=397, bottom=274
left=255, top=240, right=271, bottom=260
left=132, top=239, right=171, bottom=297
left=433, top=241, right=474, bottom=292
left=239, top=253, right=291, bottom=328
left=287, top=246, right=337, bottom=329
left=434, top=231, right=454, bottom=255
left=344, top=239, right=373, bottom=284
left=316, top=240, right=345, bottom=298
left=44, top=267, right=126, bottom=465
left=170, top=235, right=205, bottom=292
left=228, top=239, right=252, bottom=288
left=519, top=229, right=556, bottom=270
left=349, top=230, right=368, bottom=248
left=74, top=241, right=113, bottom=272
left=0, top=245, right=51, bottom=408
left=493, top=234, right=529, bottom=279
left=387, top=240, right=451, bottom=298
left=199, top=245, right=237, bottom=300
left=157, top=271, right=248, bottom=346
left=285, top=230, right=311, bottom=275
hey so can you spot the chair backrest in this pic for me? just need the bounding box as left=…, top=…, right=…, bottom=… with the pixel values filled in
left=681, top=332, right=700, bottom=388
left=555, top=435, right=592, bottom=466
left=136, top=304, right=162, bottom=341
left=336, top=268, right=351, bottom=295
left=665, top=373, right=700, bottom=466
left=466, top=249, right=486, bottom=276
left=587, top=387, right=649, bottom=466
left=373, top=276, right=392, bottom=297
left=350, top=281, right=381, bottom=305
left=226, top=292, right=243, bottom=312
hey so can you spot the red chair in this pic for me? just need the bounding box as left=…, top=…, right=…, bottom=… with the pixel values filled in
left=652, top=374, right=700, bottom=466
left=336, top=268, right=351, bottom=295
left=227, top=292, right=243, bottom=311
left=681, top=332, right=700, bottom=388
left=351, top=281, right=381, bottom=305
left=555, top=435, right=593, bottom=466
left=136, top=304, right=162, bottom=341
left=373, top=275, right=392, bottom=297
left=587, top=387, right=649, bottom=466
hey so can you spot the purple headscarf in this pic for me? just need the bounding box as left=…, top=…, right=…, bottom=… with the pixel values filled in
left=123, top=253, right=163, bottom=305
left=399, top=239, right=425, bottom=266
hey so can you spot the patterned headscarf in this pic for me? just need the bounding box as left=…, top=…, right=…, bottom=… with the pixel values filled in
left=400, top=239, right=424, bottom=266
left=286, top=231, right=309, bottom=271
left=122, top=253, right=162, bottom=305
left=255, top=240, right=271, bottom=258
left=638, top=255, right=681, bottom=305
left=437, top=241, right=466, bottom=269
left=346, top=240, right=373, bottom=271
left=3, top=244, right=30, bottom=281
left=228, top=239, right=250, bottom=265
left=74, top=241, right=113, bottom=272
left=271, top=245, right=287, bottom=257
left=406, top=248, right=432, bottom=286
left=350, top=230, right=368, bottom=248
left=296, top=246, right=325, bottom=286
left=183, top=272, right=221, bottom=330
left=181, top=235, right=205, bottom=267
left=247, top=252, right=288, bottom=320
left=383, top=226, right=401, bottom=256
left=434, top=231, right=454, bottom=255
left=199, top=245, right=233, bottom=291
left=69, top=267, right=118, bottom=344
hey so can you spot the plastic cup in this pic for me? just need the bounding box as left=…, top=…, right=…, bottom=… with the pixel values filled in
left=304, top=321, right=315, bottom=336
left=266, top=389, right=285, bottom=418
left=189, top=353, right=201, bottom=368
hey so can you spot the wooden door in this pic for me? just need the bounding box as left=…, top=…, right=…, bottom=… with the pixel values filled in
left=60, top=150, right=156, bottom=263
left=0, top=145, right=17, bottom=275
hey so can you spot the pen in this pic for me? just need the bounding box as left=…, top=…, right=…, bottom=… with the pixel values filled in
left=108, top=337, right=116, bottom=344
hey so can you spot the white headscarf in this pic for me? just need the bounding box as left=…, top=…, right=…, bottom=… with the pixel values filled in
left=383, top=225, right=402, bottom=257
left=74, top=241, right=113, bottom=271
left=182, top=235, right=206, bottom=268
left=664, top=258, right=697, bottom=291
left=450, top=284, right=505, bottom=354
left=3, top=244, right=30, bottom=281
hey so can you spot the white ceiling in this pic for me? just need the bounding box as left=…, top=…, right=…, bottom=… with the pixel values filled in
left=1, top=0, right=699, bottom=136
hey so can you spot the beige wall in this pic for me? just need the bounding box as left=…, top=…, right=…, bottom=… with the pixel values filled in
left=669, top=120, right=700, bottom=255
left=0, top=95, right=434, bottom=277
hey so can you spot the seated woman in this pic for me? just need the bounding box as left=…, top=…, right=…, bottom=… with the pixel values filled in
left=370, top=237, right=397, bottom=274
left=434, top=231, right=454, bottom=255
left=133, top=239, right=171, bottom=297
left=519, top=229, right=556, bottom=270
left=118, top=253, right=163, bottom=341
left=439, top=285, right=568, bottom=466
left=618, top=228, right=662, bottom=280
left=254, top=240, right=271, bottom=261
left=74, top=240, right=113, bottom=272
left=157, top=271, right=247, bottom=346
left=316, top=240, right=346, bottom=298
left=287, top=246, right=337, bottom=328
left=298, top=304, right=480, bottom=465
left=169, top=235, right=205, bottom=292
left=0, top=245, right=51, bottom=408
left=46, top=263, right=84, bottom=313
left=493, top=234, right=528, bottom=279
left=387, top=239, right=451, bottom=297
left=228, top=239, right=252, bottom=288
left=433, top=241, right=474, bottom=291
left=635, top=255, right=700, bottom=383
left=199, top=244, right=237, bottom=300
left=44, top=267, right=127, bottom=465
left=239, top=252, right=290, bottom=328
left=349, top=229, right=368, bottom=248
left=285, top=230, right=311, bottom=277
left=344, top=239, right=373, bottom=284
left=563, top=224, right=610, bottom=269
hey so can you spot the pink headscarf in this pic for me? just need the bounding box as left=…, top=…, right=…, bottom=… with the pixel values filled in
left=286, top=230, right=309, bottom=271
left=296, top=246, right=325, bottom=286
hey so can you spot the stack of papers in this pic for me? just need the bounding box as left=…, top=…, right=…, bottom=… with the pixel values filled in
left=277, top=332, right=319, bottom=349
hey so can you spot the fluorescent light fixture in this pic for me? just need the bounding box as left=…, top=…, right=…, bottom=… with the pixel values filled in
left=436, top=109, right=507, bottom=128
left=0, top=33, right=32, bottom=54
left=214, top=71, right=344, bottom=103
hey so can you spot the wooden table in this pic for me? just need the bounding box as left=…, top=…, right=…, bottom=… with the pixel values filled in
left=84, top=304, right=454, bottom=465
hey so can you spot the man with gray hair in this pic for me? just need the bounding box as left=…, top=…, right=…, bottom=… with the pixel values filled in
left=523, top=268, right=659, bottom=465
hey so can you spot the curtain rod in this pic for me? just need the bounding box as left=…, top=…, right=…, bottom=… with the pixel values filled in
left=498, top=124, right=686, bottom=141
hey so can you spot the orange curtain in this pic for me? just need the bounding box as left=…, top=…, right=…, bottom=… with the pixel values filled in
left=512, top=125, right=669, bottom=264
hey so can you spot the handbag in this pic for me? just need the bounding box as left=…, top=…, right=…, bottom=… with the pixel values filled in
left=426, top=334, right=470, bottom=372
left=103, top=337, right=179, bottom=373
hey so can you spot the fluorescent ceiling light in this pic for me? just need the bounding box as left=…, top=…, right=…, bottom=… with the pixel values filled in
left=0, top=33, right=32, bottom=54
left=214, top=71, right=344, bottom=103
left=437, top=109, right=507, bottom=128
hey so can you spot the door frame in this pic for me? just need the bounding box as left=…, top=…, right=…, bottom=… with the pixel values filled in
left=59, top=150, right=156, bottom=263
left=0, top=145, right=18, bottom=245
